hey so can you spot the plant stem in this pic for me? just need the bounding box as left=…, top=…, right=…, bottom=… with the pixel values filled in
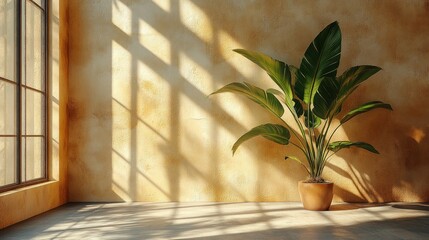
left=288, top=140, right=309, bottom=159
left=323, top=121, right=342, bottom=160
left=318, top=117, right=333, bottom=176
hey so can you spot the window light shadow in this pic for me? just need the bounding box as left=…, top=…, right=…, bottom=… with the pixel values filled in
left=108, top=0, right=298, bottom=203
left=68, top=0, right=426, bottom=204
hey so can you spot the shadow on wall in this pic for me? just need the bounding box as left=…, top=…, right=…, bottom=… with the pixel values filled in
left=68, top=0, right=309, bottom=202
left=107, top=0, right=256, bottom=201
left=106, top=0, right=305, bottom=202
left=68, top=1, right=118, bottom=201
left=67, top=0, right=429, bottom=202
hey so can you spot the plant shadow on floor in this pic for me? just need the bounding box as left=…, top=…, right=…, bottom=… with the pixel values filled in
left=328, top=203, right=386, bottom=211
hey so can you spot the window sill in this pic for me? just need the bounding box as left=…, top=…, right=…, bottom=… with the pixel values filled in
left=0, top=180, right=58, bottom=197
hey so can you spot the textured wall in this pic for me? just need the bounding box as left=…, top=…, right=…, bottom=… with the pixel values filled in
left=0, top=0, right=68, bottom=229
left=68, top=0, right=429, bottom=202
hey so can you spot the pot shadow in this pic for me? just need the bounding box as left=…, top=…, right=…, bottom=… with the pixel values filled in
left=329, top=203, right=386, bottom=211
left=391, top=203, right=429, bottom=212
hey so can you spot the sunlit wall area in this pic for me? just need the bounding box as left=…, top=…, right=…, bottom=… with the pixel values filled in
left=0, top=0, right=68, bottom=229
left=68, top=0, right=429, bottom=202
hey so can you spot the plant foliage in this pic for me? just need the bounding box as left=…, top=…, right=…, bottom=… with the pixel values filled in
left=210, top=21, right=392, bottom=181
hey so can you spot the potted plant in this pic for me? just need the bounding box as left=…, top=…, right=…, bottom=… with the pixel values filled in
left=210, top=21, right=392, bottom=210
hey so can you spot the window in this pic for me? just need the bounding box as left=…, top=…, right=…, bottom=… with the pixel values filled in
left=0, top=0, right=47, bottom=192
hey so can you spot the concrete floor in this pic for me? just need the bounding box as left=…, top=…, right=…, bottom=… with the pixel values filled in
left=0, top=202, right=428, bottom=239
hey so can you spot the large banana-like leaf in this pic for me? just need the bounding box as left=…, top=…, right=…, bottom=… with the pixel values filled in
left=267, top=88, right=303, bottom=118
left=232, top=124, right=290, bottom=154
left=341, top=101, right=393, bottom=124
left=266, top=88, right=285, bottom=100
left=329, top=65, right=382, bottom=116
left=294, top=21, right=341, bottom=104
left=328, top=141, right=379, bottom=154
left=211, top=82, right=284, bottom=117
left=288, top=65, right=299, bottom=83
left=293, top=99, right=303, bottom=118
left=313, top=77, right=340, bottom=119
left=287, top=66, right=304, bottom=117
left=337, top=65, right=381, bottom=97
left=234, top=49, right=293, bottom=100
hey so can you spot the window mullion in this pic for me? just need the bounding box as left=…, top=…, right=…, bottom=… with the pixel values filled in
left=43, top=0, right=48, bottom=181
left=16, top=0, right=23, bottom=185
left=21, top=0, right=27, bottom=183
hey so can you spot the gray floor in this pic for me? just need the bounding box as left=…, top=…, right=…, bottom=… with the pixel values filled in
left=1, top=202, right=428, bottom=239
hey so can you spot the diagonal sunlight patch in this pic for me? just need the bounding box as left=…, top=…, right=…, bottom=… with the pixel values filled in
left=152, top=0, right=170, bottom=13
left=218, top=30, right=243, bottom=61
left=179, top=52, right=212, bottom=95
left=111, top=37, right=132, bottom=201
left=112, top=0, right=132, bottom=36
left=409, top=127, right=425, bottom=143
left=111, top=100, right=132, bottom=155
left=219, top=31, right=260, bottom=82
left=137, top=59, right=164, bottom=83
left=393, top=182, right=424, bottom=202
left=112, top=149, right=132, bottom=202
left=112, top=41, right=132, bottom=108
left=179, top=0, right=213, bottom=44
left=139, top=19, right=171, bottom=65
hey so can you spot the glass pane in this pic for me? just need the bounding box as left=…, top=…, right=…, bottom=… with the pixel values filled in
left=24, top=89, right=44, bottom=135
left=0, top=0, right=16, bottom=81
left=22, top=136, right=44, bottom=181
left=0, top=137, right=17, bottom=186
left=0, top=81, right=16, bottom=134
left=25, top=0, right=44, bottom=91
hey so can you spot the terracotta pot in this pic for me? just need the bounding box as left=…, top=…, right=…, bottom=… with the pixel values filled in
left=298, top=181, right=333, bottom=211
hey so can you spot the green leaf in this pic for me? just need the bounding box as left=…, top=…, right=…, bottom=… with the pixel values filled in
left=337, top=65, right=382, bottom=97
left=288, top=65, right=299, bottom=80
left=266, top=88, right=284, bottom=99
left=211, top=82, right=284, bottom=118
left=341, top=101, right=393, bottom=124
left=328, top=141, right=379, bottom=154
left=267, top=88, right=289, bottom=107
left=232, top=124, right=291, bottom=154
left=234, top=49, right=293, bottom=100
left=326, top=65, right=382, bottom=118
left=293, top=99, right=303, bottom=118
left=294, top=21, right=341, bottom=104
left=313, top=77, right=340, bottom=119
left=267, top=88, right=302, bottom=118
left=304, top=110, right=321, bottom=128
left=288, top=65, right=300, bottom=88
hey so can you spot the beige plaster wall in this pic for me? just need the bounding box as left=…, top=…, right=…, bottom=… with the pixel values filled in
left=0, top=0, right=68, bottom=229
left=68, top=0, right=429, bottom=202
